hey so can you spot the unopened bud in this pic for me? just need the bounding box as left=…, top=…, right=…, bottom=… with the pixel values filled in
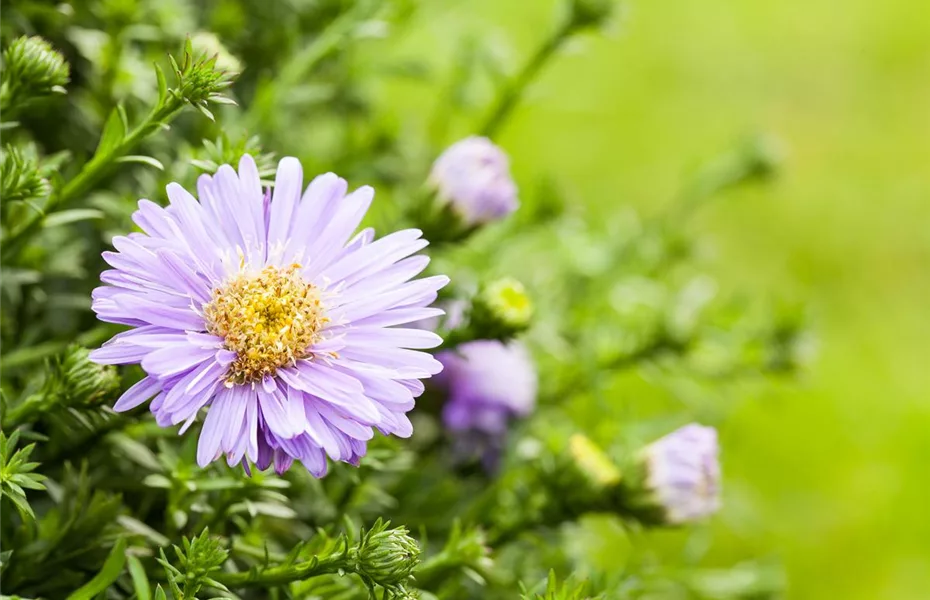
left=470, top=277, right=533, bottom=340
left=0, top=36, right=69, bottom=115
left=569, top=434, right=622, bottom=490
left=567, top=0, right=616, bottom=31
left=633, top=424, right=721, bottom=525
left=1, top=145, right=51, bottom=203
left=743, top=134, right=786, bottom=180
left=59, top=345, right=121, bottom=407
left=429, top=136, right=518, bottom=232
left=351, top=521, right=421, bottom=586
left=171, top=38, right=237, bottom=111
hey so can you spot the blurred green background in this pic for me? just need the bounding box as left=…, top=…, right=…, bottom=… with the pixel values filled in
left=385, top=1, right=930, bottom=598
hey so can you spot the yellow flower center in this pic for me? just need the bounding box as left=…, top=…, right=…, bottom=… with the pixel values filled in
left=204, top=264, right=326, bottom=384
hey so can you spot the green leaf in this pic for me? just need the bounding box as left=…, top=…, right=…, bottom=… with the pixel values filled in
left=117, top=515, right=170, bottom=547
left=155, top=63, right=168, bottom=103
left=3, top=430, right=21, bottom=457
left=143, top=474, right=172, bottom=489
left=11, top=473, right=47, bottom=490
left=66, top=538, right=127, bottom=600
left=154, top=584, right=168, bottom=600
left=115, top=155, right=165, bottom=170
left=96, top=106, right=127, bottom=156
left=43, top=208, right=105, bottom=228
left=108, top=434, right=162, bottom=471
left=0, top=550, right=13, bottom=575
left=127, top=555, right=152, bottom=600
left=5, top=488, right=36, bottom=520
left=195, top=103, right=215, bottom=122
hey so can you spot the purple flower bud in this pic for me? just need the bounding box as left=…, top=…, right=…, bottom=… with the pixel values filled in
left=436, top=340, right=537, bottom=435
left=429, top=137, right=518, bottom=227
left=640, top=423, right=721, bottom=524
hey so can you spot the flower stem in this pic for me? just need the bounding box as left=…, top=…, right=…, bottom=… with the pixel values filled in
left=480, top=19, right=575, bottom=138
left=214, top=553, right=346, bottom=588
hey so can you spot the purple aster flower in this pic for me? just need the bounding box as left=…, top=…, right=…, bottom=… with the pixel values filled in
left=640, top=423, right=721, bottom=524
left=90, top=155, right=448, bottom=476
left=429, top=136, right=518, bottom=227
left=435, top=340, right=536, bottom=468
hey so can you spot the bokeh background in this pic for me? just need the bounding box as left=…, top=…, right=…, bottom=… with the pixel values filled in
left=382, top=1, right=930, bottom=598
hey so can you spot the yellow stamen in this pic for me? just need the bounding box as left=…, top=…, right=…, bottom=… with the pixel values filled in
left=204, top=264, right=326, bottom=384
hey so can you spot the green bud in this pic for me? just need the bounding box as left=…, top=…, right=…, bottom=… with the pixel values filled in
left=169, top=38, right=238, bottom=115
left=569, top=434, right=622, bottom=490
left=349, top=520, right=421, bottom=587
left=2, top=346, right=119, bottom=428
left=0, top=36, right=70, bottom=116
left=567, top=0, right=616, bottom=31
left=58, top=346, right=121, bottom=408
left=160, top=530, right=230, bottom=598
left=1, top=145, right=51, bottom=203
left=470, top=277, right=533, bottom=340
left=191, top=133, right=276, bottom=182
left=741, top=134, right=786, bottom=181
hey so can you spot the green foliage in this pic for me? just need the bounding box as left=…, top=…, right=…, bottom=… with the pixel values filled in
left=0, top=0, right=811, bottom=598
left=0, top=430, right=47, bottom=521
left=158, top=530, right=230, bottom=599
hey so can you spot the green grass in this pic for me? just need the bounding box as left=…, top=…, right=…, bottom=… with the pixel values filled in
left=388, top=0, right=930, bottom=597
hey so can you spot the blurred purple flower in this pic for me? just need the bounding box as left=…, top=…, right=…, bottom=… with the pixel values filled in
left=436, top=340, right=536, bottom=468
left=429, top=136, right=518, bottom=226
left=90, top=155, right=448, bottom=476
left=641, top=423, right=721, bottom=523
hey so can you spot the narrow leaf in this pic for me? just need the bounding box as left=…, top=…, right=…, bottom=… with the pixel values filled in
left=155, top=64, right=168, bottom=103
left=44, top=208, right=105, bottom=228
left=66, top=537, right=127, bottom=600
left=6, top=490, right=35, bottom=520
left=195, top=104, right=215, bottom=122
left=127, top=555, right=152, bottom=600
left=115, top=155, right=165, bottom=170
left=96, top=106, right=127, bottom=156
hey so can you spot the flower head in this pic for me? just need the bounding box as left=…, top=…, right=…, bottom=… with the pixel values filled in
left=436, top=340, right=537, bottom=436
left=91, top=155, right=448, bottom=476
left=435, top=340, right=536, bottom=469
left=640, top=423, right=721, bottom=524
left=429, top=137, right=518, bottom=227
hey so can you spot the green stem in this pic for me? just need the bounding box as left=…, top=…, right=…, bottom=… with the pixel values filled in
left=480, top=19, right=575, bottom=138
left=1, top=394, right=45, bottom=431
left=214, top=553, right=346, bottom=588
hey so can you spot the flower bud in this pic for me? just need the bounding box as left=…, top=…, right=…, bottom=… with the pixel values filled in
left=635, top=424, right=721, bottom=524
left=437, top=340, right=537, bottom=436
left=429, top=136, right=518, bottom=230
left=170, top=38, right=237, bottom=112
left=350, top=521, right=421, bottom=586
left=435, top=340, right=537, bottom=470
left=569, top=434, right=622, bottom=491
left=59, top=345, right=121, bottom=407
left=1, top=145, right=51, bottom=203
left=470, top=277, right=533, bottom=340
left=567, top=0, right=616, bottom=31
left=0, top=36, right=69, bottom=116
